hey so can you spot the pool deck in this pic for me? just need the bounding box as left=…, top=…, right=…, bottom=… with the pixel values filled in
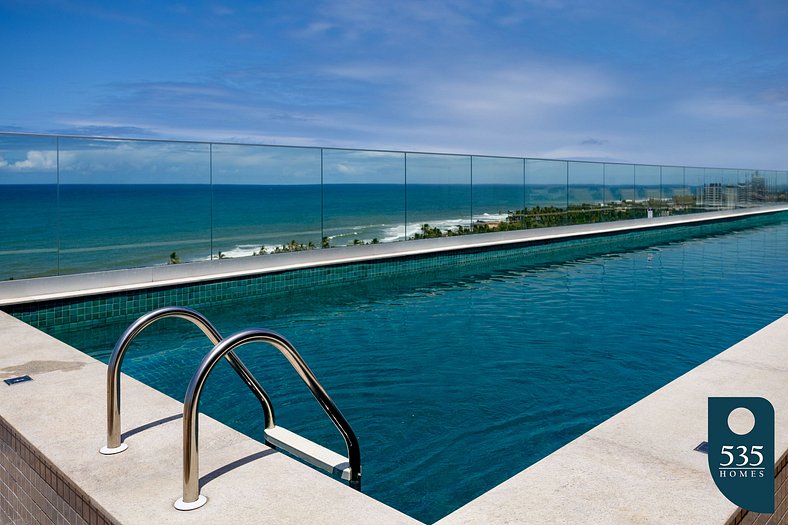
left=1, top=205, right=787, bottom=307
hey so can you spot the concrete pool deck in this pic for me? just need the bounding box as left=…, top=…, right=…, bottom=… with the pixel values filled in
left=1, top=205, right=787, bottom=307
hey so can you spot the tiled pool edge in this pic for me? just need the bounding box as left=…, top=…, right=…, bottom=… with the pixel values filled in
left=4, top=207, right=788, bottom=332
left=437, top=313, right=788, bottom=525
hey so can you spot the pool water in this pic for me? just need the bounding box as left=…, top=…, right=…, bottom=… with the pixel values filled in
left=50, top=217, right=788, bottom=523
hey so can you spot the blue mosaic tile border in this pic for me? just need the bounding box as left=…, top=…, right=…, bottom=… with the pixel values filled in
left=3, top=213, right=784, bottom=332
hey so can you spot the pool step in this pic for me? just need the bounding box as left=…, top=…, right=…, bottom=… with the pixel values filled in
left=265, top=426, right=351, bottom=480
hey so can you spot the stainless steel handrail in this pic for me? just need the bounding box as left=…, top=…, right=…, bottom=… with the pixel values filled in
left=175, top=329, right=361, bottom=510
left=101, top=306, right=275, bottom=455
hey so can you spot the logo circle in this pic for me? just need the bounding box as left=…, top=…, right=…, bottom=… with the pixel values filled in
left=728, top=407, right=756, bottom=435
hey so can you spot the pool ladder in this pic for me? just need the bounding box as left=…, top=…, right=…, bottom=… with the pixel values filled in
left=99, top=306, right=361, bottom=510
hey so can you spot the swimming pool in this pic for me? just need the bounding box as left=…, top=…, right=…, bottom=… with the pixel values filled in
left=39, top=215, right=788, bottom=523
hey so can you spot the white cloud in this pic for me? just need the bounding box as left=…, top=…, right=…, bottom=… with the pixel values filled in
left=323, top=59, right=617, bottom=126
left=0, top=156, right=8, bottom=168
left=422, top=66, right=615, bottom=119
left=292, top=21, right=335, bottom=38
left=678, top=97, right=766, bottom=120
left=335, top=163, right=359, bottom=174
left=9, top=150, right=58, bottom=170
left=538, top=146, right=621, bottom=162
left=322, top=64, right=399, bottom=82
left=212, top=5, right=235, bottom=16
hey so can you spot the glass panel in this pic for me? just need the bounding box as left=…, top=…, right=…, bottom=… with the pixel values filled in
left=723, top=168, right=742, bottom=208
left=685, top=167, right=704, bottom=211
left=322, top=149, right=405, bottom=247
left=57, top=138, right=211, bottom=273
left=0, top=134, right=58, bottom=280
left=634, top=164, right=660, bottom=200
left=4, top=131, right=786, bottom=282
left=761, top=170, right=779, bottom=202
left=211, top=144, right=321, bottom=257
left=406, top=153, right=471, bottom=239
left=634, top=164, right=661, bottom=218
left=704, top=167, right=723, bottom=185
left=723, top=168, right=738, bottom=187
left=738, top=169, right=755, bottom=206
left=603, top=163, right=634, bottom=204
left=701, top=167, right=728, bottom=209
left=525, top=159, right=567, bottom=227
left=661, top=166, right=689, bottom=214
left=471, top=156, right=524, bottom=233
left=778, top=171, right=788, bottom=202
left=567, top=161, right=604, bottom=223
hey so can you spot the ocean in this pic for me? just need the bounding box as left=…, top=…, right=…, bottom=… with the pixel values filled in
left=1, top=183, right=678, bottom=280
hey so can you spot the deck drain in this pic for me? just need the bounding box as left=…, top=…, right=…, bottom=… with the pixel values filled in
left=694, top=441, right=709, bottom=454
left=4, top=375, right=33, bottom=386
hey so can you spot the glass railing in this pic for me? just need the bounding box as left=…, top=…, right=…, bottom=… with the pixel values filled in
left=2, top=132, right=787, bottom=281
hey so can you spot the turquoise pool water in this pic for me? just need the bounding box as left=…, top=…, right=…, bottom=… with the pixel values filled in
left=46, top=216, right=788, bottom=523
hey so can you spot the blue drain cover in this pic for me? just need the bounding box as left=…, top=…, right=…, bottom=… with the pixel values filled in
left=4, top=375, right=32, bottom=386
left=694, top=441, right=709, bottom=454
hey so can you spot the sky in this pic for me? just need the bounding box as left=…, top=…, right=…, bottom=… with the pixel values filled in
left=1, top=0, right=787, bottom=170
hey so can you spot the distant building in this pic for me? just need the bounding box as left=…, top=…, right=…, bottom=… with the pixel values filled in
left=736, top=174, right=767, bottom=205
left=750, top=175, right=766, bottom=202
left=700, top=183, right=738, bottom=208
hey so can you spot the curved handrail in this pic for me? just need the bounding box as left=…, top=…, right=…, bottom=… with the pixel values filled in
left=175, top=329, right=361, bottom=510
left=101, top=307, right=275, bottom=455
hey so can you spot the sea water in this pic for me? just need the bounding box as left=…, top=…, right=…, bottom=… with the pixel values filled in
left=1, top=182, right=660, bottom=279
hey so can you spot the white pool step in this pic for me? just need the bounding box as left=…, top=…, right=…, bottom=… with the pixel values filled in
left=264, top=426, right=351, bottom=480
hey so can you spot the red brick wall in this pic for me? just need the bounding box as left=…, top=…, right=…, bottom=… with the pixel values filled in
left=0, top=416, right=115, bottom=525
left=728, top=450, right=788, bottom=525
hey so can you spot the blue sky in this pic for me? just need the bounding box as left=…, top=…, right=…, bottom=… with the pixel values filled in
left=1, top=0, right=787, bottom=169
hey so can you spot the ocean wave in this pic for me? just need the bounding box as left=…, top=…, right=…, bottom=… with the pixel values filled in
left=381, top=214, right=510, bottom=242
left=194, top=243, right=281, bottom=261
left=198, top=213, right=513, bottom=259
left=474, top=212, right=509, bottom=222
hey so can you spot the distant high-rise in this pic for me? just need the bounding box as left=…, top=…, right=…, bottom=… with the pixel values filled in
left=701, top=183, right=738, bottom=208
left=750, top=175, right=766, bottom=202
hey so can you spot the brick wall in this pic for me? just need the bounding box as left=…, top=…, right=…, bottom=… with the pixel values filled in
left=727, top=450, right=788, bottom=525
left=0, top=416, right=115, bottom=525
